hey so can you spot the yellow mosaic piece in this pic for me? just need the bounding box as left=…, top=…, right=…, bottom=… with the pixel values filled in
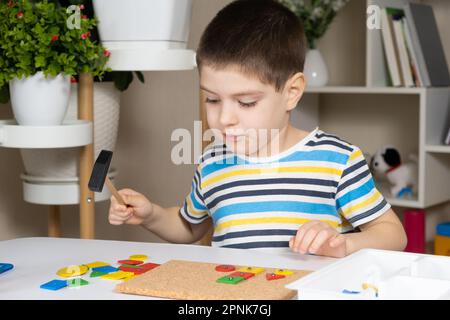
left=83, top=261, right=110, bottom=269
left=101, top=271, right=134, bottom=280
left=273, top=269, right=294, bottom=276
left=237, top=266, right=265, bottom=275
left=129, top=254, right=148, bottom=262
left=56, top=265, right=89, bottom=278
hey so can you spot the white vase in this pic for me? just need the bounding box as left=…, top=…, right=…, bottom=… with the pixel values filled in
left=20, top=82, right=121, bottom=178
left=93, top=0, right=192, bottom=50
left=303, top=49, right=329, bottom=87
left=10, top=72, right=70, bottom=125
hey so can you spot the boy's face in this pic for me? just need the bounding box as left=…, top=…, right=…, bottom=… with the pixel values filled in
left=200, top=64, right=304, bottom=156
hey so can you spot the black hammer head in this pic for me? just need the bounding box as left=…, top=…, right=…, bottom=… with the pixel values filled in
left=88, top=150, right=113, bottom=192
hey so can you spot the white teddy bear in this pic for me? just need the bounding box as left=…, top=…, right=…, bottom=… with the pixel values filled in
left=370, top=146, right=418, bottom=198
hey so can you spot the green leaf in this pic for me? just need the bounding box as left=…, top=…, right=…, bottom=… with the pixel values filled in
left=0, top=85, right=10, bottom=104
left=114, top=72, right=133, bottom=92
left=134, top=71, right=145, bottom=84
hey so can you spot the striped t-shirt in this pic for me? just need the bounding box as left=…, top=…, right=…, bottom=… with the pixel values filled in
left=180, top=128, right=390, bottom=251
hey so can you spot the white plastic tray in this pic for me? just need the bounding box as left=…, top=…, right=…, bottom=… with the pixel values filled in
left=286, top=249, right=450, bottom=300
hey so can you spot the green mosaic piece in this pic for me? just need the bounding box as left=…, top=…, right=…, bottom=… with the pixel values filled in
left=216, top=275, right=244, bottom=285
left=90, top=271, right=107, bottom=278
left=67, top=278, right=89, bottom=287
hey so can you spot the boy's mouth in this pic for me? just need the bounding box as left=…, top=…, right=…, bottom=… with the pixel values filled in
left=223, top=133, right=244, bottom=142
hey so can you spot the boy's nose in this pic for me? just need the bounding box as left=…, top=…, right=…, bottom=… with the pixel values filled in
left=219, top=104, right=238, bottom=127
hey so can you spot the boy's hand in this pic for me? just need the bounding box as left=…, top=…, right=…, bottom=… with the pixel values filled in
left=108, top=188, right=153, bottom=226
left=289, top=221, right=347, bottom=258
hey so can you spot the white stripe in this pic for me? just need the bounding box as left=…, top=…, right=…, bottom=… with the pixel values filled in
left=202, top=171, right=340, bottom=193
left=180, top=206, right=209, bottom=224
left=351, top=202, right=391, bottom=227
left=212, top=234, right=293, bottom=247
left=204, top=182, right=335, bottom=202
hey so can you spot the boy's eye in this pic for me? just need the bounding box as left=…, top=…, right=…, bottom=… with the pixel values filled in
left=238, top=101, right=257, bottom=108
left=205, top=97, right=220, bottom=104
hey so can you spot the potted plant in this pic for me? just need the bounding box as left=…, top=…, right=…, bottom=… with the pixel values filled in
left=15, top=0, right=145, bottom=182
left=277, top=0, right=349, bottom=87
left=0, top=0, right=109, bottom=125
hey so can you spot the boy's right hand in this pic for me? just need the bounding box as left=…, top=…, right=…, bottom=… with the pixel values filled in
left=108, top=188, right=153, bottom=226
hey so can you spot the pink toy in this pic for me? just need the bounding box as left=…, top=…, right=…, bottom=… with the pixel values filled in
left=404, top=209, right=425, bottom=253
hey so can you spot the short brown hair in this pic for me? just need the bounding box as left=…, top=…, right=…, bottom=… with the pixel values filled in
left=196, top=0, right=306, bottom=92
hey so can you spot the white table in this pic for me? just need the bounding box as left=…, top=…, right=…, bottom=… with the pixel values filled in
left=0, top=237, right=336, bottom=300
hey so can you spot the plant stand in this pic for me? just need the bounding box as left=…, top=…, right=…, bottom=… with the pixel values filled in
left=1, top=47, right=196, bottom=238
left=78, top=73, right=95, bottom=239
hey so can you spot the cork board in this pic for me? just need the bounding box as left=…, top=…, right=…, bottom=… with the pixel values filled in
left=115, top=260, right=312, bottom=300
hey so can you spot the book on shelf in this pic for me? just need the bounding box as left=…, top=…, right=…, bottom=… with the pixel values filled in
left=380, top=3, right=450, bottom=88
left=404, top=3, right=450, bottom=87
left=445, top=126, right=450, bottom=145
left=393, top=16, right=414, bottom=87
left=380, top=7, right=403, bottom=87
left=402, top=17, right=422, bottom=87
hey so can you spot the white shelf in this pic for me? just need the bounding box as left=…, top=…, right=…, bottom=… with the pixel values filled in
left=377, top=183, right=421, bottom=208
left=304, top=86, right=427, bottom=95
left=425, top=145, right=450, bottom=154
left=106, top=48, right=196, bottom=71
left=386, top=196, right=421, bottom=208
left=20, top=170, right=117, bottom=205
left=0, top=120, right=92, bottom=149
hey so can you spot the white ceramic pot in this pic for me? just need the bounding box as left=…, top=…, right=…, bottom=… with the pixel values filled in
left=20, top=82, right=121, bottom=178
left=303, top=49, right=329, bottom=87
left=93, top=0, right=193, bottom=50
left=10, top=72, right=71, bottom=125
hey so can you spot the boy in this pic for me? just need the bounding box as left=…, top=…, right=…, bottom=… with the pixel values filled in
left=108, top=0, right=407, bottom=258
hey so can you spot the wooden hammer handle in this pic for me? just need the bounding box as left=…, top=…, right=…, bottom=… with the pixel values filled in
left=105, top=177, right=126, bottom=206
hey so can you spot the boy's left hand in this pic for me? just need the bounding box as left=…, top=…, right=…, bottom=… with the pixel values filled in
left=289, top=221, right=347, bottom=258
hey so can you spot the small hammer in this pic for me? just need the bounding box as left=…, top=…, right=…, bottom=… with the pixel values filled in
left=88, top=150, right=126, bottom=206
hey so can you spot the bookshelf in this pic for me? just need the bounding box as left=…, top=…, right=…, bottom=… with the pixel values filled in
left=293, top=0, right=450, bottom=211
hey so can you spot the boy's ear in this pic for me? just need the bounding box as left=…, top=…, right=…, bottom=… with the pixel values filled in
left=284, top=72, right=306, bottom=112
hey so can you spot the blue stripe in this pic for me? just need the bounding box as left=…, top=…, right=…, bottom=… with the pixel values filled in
left=280, top=150, right=348, bottom=164
left=212, top=201, right=338, bottom=222
left=201, top=150, right=348, bottom=177
left=337, top=169, right=371, bottom=194
left=189, top=188, right=206, bottom=211
left=206, top=189, right=335, bottom=209
left=336, top=178, right=375, bottom=210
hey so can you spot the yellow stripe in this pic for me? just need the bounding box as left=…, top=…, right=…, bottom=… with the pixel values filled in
left=186, top=193, right=207, bottom=217
left=348, top=149, right=362, bottom=162
left=214, top=217, right=339, bottom=233
left=340, top=190, right=382, bottom=218
left=202, top=166, right=342, bottom=189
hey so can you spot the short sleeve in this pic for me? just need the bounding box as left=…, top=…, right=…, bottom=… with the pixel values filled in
left=335, top=146, right=391, bottom=228
left=179, top=166, right=210, bottom=224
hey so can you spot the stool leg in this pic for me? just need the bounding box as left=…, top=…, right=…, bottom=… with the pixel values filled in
left=48, top=205, right=61, bottom=237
